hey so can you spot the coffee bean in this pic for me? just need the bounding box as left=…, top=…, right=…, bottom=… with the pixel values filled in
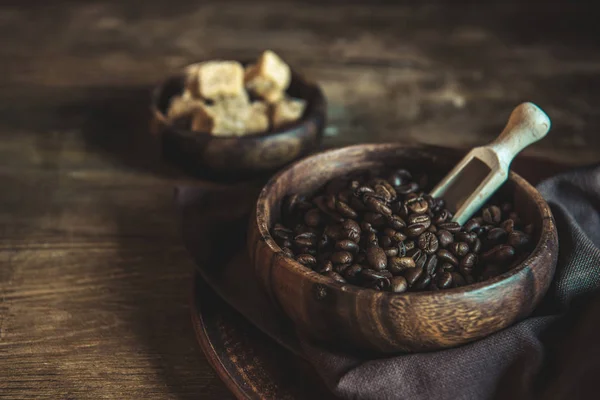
left=364, top=196, right=392, bottom=216
left=418, top=231, right=439, bottom=254
left=408, top=213, right=432, bottom=229
left=366, top=247, right=387, bottom=271
left=406, top=223, right=427, bottom=237
left=456, top=232, right=477, bottom=244
left=482, top=245, right=516, bottom=263
left=303, top=208, right=322, bottom=227
left=413, top=273, right=432, bottom=290
left=396, top=182, right=419, bottom=195
left=403, top=267, right=423, bottom=286
left=415, top=252, right=428, bottom=270
left=440, top=262, right=454, bottom=272
left=319, top=260, right=333, bottom=273
left=437, top=249, right=458, bottom=266
left=464, top=218, right=480, bottom=232
left=331, top=251, right=353, bottom=265
left=500, top=219, right=515, bottom=233
left=355, top=186, right=374, bottom=196
left=350, top=196, right=367, bottom=212
left=487, top=227, right=507, bottom=242
left=437, top=222, right=461, bottom=233
left=390, top=276, right=408, bottom=293
left=335, top=240, right=359, bottom=254
left=374, top=184, right=393, bottom=202
left=428, top=225, right=438, bottom=233
left=388, top=256, right=415, bottom=275
left=360, top=268, right=388, bottom=281
left=294, top=232, right=318, bottom=248
left=337, top=189, right=352, bottom=204
left=324, top=224, right=344, bottom=241
left=314, top=196, right=344, bottom=222
left=318, top=234, right=330, bottom=250
left=364, top=232, right=379, bottom=248
left=335, top=263, right=351, bottom=274
left=404, top=240, right=415, bottom=252
left=436, top=230, right=454, bottom=248
left=360, top=221, right=376, bottom=234
left=325, top=271, right=346, bottom=283
left=432, top=209, right=451, bottom=224
left=449, top=242, right=469, bottom=258
left=406, top=196, right=429, bottom=214
left=296, top=254, right=317, bottom=267
left=384, top=247, right=398, bottom=257
left=342, top=219, right=361, bottom=242
left=507, top=231, right=531, bottom=248
left=472, top=238, right=482, bottom=253
left=273, top=223, right=294, bottom=241
left=437, top=271, right=453, bottom=289
left=407, top=248, right=422, bottom=261
left=424, top=254, right=438, bottom=276
left=459, top=253, right=476, bottom=275
left=387, top=214, right=407, bottom=230
left=364, top=212, right=386, bottom=228
left=379, top=235, right=393, bottom=248
left=344, top=264, right=363, bottom=280
left=335, top=201, right=358, bottom=219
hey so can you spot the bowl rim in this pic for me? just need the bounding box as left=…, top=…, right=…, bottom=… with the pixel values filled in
left=150, top=64, right=326, bottom=141
left=254, top=142, right=557, bottom=299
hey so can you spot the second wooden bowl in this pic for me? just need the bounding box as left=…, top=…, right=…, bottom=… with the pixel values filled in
left=248, top=143, right=558, bottom=354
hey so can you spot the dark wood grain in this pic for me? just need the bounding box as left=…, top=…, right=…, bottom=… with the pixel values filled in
left=249, top=144, right=559, bottom=353
left=1, top=0, right=599, bottom=398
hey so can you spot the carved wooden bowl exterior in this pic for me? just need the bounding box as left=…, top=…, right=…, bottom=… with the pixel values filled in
left=151, top=67, right=326, bottom=180
left=248, top=143, right=558, bottom=354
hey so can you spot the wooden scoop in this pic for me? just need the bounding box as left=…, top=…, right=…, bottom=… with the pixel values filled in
left=430, top=102, right=551, bottom=225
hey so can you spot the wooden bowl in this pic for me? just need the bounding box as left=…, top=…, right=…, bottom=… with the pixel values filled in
left=248, top=143, right=558, bottom=354
left=151, top=66, right=326, bottom=181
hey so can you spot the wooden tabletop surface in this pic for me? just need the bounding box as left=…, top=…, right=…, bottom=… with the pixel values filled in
left=1, top=1, right=599, bottom=398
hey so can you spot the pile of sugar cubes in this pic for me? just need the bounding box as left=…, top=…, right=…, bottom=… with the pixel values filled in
left=166, top=51, right=307, bottom=136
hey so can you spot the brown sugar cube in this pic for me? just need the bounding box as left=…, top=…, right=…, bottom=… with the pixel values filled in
left=186, top=61, right=245, bottom=100
left=166, top=95, right=206, bottom=122
left=245, top=50, right=291, bottom=103
left=191, top=95, right=251, bottom=136
left=244, top=102, right=270, bottom=134
left=271, top=97, right=307, bottom=129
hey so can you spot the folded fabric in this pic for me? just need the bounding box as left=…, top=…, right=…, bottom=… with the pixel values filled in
left=177, top=164, right=600, bottom=400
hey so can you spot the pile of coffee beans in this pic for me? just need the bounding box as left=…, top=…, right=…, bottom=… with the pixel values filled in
left=271, top=168, right=534, bottom=293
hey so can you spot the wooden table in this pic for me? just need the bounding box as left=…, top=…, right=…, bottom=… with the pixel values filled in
left=1, top=1, right=598, bottom=398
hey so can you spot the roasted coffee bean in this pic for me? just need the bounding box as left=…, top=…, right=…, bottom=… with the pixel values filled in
left=456, top=231, right=477, bottom=244
left=407, top=248, right=422, bottom=261
left=366, top=247, right=388, bottom=271
left=336, top=240, right=359, bottom=254
left=472, top=238, right=482, bottom=253
left=360, top=221, right=377, bottom=234
left=324, top=224, right=344, bottom=241
left=364, top=196, right=392, bottom=216
left=331, top=251, right=353, bottom=265
left=418, top=231, right=439, bottom=254
left=363, top=212, right=386, bottom=228
left=349, top=196, right=367, bottom=212
left=280, top=239, right=293, bottom=249
left=413, top=273, right=432, bottom=290
left=390, top=276, right=408, bottom=293
left=424, top=254, right=438, bottom=276
left=449, top=242, right=469, bottom=258
left=318, top=234, right=330, bottom=250
left=335, top=263, right=351, bottom=274
left=437, top=222, right=461, bottom=233
left=406, top=223, right=427, bottom=237
left=365, top=232, right=379, bottom=248
left=507, top=231, right=531, bottom=248
left=344, top=264, right=363, bottom=280
left=355, top=253, right=366, bottom=264
left=482, top=245, right=516, bottom=263
left=374, top=184, right=393, bottom=202
left=335, top=201, right=358, bottom=219
left=273, top=224, right=294, bottom=241
left=437, top=249, right=458, bottom=266
left=303, top=209, right=322, bottom=227
left=282, top=247, right=295, bottom=257
left=388, top=256, right=416, bottom=275
left=360, top=268, right=388, bottom=281
left=440, top=262, right=454, bottom=272
left=384, top=247, right=399, bottom=257
left=432, top=209, right=451, bottom=224
left=387, top=214, right=407, bottom=230
left=355, top=186, right=374, bottom=196
left=325, top=271, right=346, bottom=283
left=482, top=205, right=502, bottom=224
left=436, top=229, right=454, bottom=248
left=459, top=253, right=476, bottom=275
left=319, top=260, right=333, bottom=273
left=487, top=227, right=508, bottom=242
left=415, top=252, right=428, bottom=270
left=464, top=218, right=480, bottom=232
left=296, top=254, right=317, bottom=267
left=379, top=235, right=393, bottom=248
left=437, top=271, right=453, bottom=289
left=314, top=196, right=344, bottom=222
left=451, top=272, right=466, bottom=287
left=294, top=232, right=317, bottom=248
left=337, top=190, right=351, bottom=204
left=396, top=182, right=419, bottom=195
left=408, top=213, right=432, bottom=228
left=403, top=266, right=423, bottom=286
left=500, top=219, right=515, bottom=233
left=404, top=240, right=416, bottom=252
left=406, top=196, right=429, bottom=214
left=342, top=219, right=361, bottom=242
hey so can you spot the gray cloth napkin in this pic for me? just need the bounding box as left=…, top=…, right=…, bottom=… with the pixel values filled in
left=177, top=164, right=600, bottom=400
